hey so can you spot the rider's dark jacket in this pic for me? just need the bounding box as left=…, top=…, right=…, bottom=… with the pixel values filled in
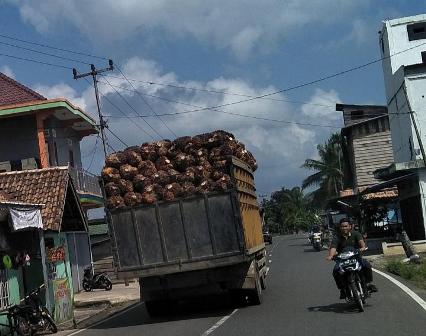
left=330, top=230, right=363, bottom=253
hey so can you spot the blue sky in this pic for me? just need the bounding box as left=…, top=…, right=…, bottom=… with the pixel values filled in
left=0, top=1, right=425, bottom=197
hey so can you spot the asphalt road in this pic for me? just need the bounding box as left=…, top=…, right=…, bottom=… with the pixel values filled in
left=76, top=235, right=426, bottom=336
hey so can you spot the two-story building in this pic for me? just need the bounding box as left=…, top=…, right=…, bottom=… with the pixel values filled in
left=326, top=104, right=399, bottom=243
left=0, top=72, right=103, bottom=323
left=377, top=14, right=426, bottom=240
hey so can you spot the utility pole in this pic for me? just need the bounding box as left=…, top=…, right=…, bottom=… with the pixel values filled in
left=73, top=60, right=114, bottom=158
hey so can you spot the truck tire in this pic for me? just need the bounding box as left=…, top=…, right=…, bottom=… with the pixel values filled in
left=249, top=267, right=263, bottom=305
left=260, top=273, right=267, bottom=290
left=145, top=300, right=165, bottom=316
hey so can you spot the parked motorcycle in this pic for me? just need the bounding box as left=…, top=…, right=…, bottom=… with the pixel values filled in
left=312, top=232, right=323, bottom=251
left=334, top=247, right=368, bottom=312
left=82, top=266, right=112, bottom=292
left=10, top=284, right=57, bottom=336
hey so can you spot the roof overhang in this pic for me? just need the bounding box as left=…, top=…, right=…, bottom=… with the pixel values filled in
left=0, top=98, right=98, bottom=136
left=374, top=160, right=425, bottom=181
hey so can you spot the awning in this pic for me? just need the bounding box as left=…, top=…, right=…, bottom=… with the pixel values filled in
left=361, top=173, right=416, bottom=195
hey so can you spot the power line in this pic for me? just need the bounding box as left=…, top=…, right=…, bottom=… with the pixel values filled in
left=105, top=127, right=128, bottom=148
left=85, top=136, right=99, bottom=171
left=103, top=74, right=337, bottom=109
left=105, top=110, right=340, bottom=128
left=100, top=75, right=165, bottom=139
left=78, top=74, right=156, bottom=141
left=172, top=41, right=426, bottom=114
left=101, top=91, right=156, bottom=140
left=115, top=66, right=178, bottom=137
left=0, top=32, right=108, bottom=61
left=98, top=81, right=341, bottom=128
left=0, top=51, right=72, bottom=69
left=0, top=40, right=91, bottom=65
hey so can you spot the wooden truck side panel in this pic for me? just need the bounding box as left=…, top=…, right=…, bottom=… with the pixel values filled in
left=231, top=157, right=264, bottom=253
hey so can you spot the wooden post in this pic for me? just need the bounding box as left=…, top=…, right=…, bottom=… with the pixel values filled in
left=36, top=112, right=51, bottom=168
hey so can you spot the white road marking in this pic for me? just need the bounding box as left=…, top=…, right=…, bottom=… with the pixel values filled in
left=373, top=268, right=426, bottom=312
left=66, top=302, right=143, bottom=336
left=201, top=309, right=238, bottom=336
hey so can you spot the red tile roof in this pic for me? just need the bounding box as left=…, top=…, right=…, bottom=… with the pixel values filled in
left=0, top=72, right=46, bottom=106
left=0, top=167, right=71, bottom=230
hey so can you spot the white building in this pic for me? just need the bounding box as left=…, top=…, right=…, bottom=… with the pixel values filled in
left=379, top=14, right=426, bottom=240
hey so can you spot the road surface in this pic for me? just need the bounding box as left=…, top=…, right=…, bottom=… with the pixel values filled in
left=73, top=235, right=426, bottom=336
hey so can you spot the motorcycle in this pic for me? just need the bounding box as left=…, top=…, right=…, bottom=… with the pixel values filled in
left=334, top=247, right=368, bottom=312
left=312, top=232, right=323, bottom=251
left=82, top=266, right=112, bottom=292
left=10, top=284, right=57, bottom=336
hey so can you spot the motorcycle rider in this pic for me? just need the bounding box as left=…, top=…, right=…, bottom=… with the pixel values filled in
left=326, top=218, right=377, bottom=299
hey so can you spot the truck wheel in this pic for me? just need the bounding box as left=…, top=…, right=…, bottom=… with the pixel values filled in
left=145, top=300, right=164, bottom=316
left=249, top=268, right=263, bottom=305
left=260, top=273, right=267, bottom=290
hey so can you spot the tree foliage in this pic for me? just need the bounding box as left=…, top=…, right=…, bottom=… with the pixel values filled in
left=301, top=133, right=344, bottom=207
left=262, top=187, right=320, bottom=234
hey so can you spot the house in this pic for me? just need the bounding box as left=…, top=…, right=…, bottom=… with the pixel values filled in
left=377, top=14, right=426, bottom=240
left=326, top=104, right=399, bottom=244
left=0, top=167, right=89, bottom=325
left=0, top=72, right=104, bottom=323
left=0, top=72, right=103, bottom=210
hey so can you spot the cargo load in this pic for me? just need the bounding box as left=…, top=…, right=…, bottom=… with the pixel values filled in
left=102, top=130, right=257, bottom=209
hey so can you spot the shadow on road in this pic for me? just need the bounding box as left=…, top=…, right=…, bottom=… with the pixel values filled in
left=303, top=248, right=326, bottom=252
left=90, top=293, right=240, bottom=329
left=307, top=302, right=368, bottom=314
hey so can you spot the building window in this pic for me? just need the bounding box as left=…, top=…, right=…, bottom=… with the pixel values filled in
left=407, top=22, right=426, bottom=41
left=0, top=270, right=10, bottom=309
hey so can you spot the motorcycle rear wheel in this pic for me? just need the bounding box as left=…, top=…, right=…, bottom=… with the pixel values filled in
left=350, top=282, right=364, bottom=312
left=103, top=279, right=112, bottom=291
left=43, top=315, right=58, bottom=333
left=15, top=316, right=31, bottom=336
left=83, top=280, right=93, bottom=292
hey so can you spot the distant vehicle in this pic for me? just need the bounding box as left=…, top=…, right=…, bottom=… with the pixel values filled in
left=312, top=232, right=322, bottom=251
left=263, top=231, right=272, bottom=244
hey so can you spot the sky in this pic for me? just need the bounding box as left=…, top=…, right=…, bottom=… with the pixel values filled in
left=0, top=1, right=425, bottom=198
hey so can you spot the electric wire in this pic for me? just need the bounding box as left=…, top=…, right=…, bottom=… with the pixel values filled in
left=0, top=40, right=91, bottom=65
left=103, top=74, right=337, bottom=109
left=105, top=127, right=128, bottom=147
left=0, top=32, right=108, bottom=60
left=99, top=76, right=164, bottom=139
left=0, top=51, right=72, bottom=69
left=115, top=66, right=178, bottom=137
left=85, top=136, right=99, bottom=171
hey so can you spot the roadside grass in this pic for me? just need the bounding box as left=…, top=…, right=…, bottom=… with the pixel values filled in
left=386, top=258, right=426, bottom=289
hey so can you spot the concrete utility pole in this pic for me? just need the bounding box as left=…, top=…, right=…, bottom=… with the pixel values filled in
left=73, top=60, right=114, bottom=159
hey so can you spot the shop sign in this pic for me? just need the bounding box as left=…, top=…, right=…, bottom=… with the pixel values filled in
left=53, top=278, right=73, bottom=323
left=47, top=246, right=65, bottom=262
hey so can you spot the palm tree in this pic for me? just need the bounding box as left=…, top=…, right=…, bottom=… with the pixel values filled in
left=302, top=133, right=344, bottom=206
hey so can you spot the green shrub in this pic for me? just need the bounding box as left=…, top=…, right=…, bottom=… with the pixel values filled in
left=386, top=259, right=426, bottom=289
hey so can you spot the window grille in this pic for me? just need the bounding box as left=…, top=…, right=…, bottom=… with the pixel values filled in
left=0, top=270, right=10, bottom=310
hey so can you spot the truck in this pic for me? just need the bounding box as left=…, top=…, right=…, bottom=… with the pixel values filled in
left=104, top=157, right=267, bottom=315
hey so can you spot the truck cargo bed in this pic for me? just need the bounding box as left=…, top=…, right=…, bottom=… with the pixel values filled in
left=109, top=191, right=249, bottom=278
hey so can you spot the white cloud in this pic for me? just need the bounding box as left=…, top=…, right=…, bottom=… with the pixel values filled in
left=11, top=0, right=370, bottom=59
left=0, top=65, right=15, bottom=79
left=33, top=56, right=338, bottom=193
left=301, top=88, right=341, bottom=121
